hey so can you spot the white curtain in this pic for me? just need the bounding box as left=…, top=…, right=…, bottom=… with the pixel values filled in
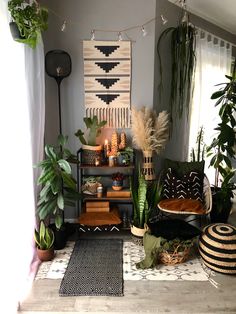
left=0, top=1, right=45, bottom=312
left=188, top=29, right=232, bottom=184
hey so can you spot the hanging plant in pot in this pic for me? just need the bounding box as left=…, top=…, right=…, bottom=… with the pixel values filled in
left=206, top=61, right=236, bottom=223
left=35, top=135, right=80, bottom=249
left=131, top=106, right=170, bottom=180
left=75, top=116, right=107, bottom=165
left=156, top=9, right=196, bottom=126
left=8, top=0, right=48, bottom=49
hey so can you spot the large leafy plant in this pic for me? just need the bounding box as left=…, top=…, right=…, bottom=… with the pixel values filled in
left=206, top=62, right=236, bottom=213
left=8, top=0, right=48, bottom=48
left=36, top=135, right=80, bottom=230
left=75, top=116, right=107, bottom=146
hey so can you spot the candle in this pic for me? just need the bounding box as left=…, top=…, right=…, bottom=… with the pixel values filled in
left=95, top=157, right=100, bottom=166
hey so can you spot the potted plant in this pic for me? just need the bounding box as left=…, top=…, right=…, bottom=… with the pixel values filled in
left=36, top=135, right=80, bottom=249
left=75, top=116, right=107, bottom=165
left=117, top=147, right=134, bottom=166
left=206, top=61, right=236, bottom=223
left=130, top=170, right=162, bottom=245
left=8, top=0, right=48, bottom=49
left=111, top=172, right=125, bottom=191
left=34, top=220, right=54, bottom=261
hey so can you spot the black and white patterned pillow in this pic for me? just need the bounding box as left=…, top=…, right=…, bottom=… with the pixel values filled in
left=163, top=168, right=203, bottom=202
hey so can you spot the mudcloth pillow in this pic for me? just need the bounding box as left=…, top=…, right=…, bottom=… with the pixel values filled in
left=163, top=168, right=203, bottom=202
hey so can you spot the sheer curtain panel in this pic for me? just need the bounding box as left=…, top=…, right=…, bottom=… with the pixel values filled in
left=188, top=30, right=232, bottom=184
left=0, top=0, right=45, bottom=312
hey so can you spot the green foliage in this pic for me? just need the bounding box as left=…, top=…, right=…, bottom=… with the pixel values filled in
left=157, top=18, right=196, bottom=123
left=131, top=171, right=162, bottom=228
left=35, top=135, right=80, bottom=230
left=75, top=116, right=107, bottom=146
left=160, top=238, right=193, bottom=253
left=191, top=126, right=206, bottom=162
left=34, top=221, right=54, bottom=250
left=8, top=0, right=48, bottom=49
left=206, top=61, right=236, bottom=212
left=117, top=147, right=134, bottom=165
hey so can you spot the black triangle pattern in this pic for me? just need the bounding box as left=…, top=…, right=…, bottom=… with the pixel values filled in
left=96, top=94, right=119, bottom=105
left=163, top=168, right=203, bottom=202
left=95, top=45, right=119, bottom=56
left=95, top=62, right=120, bottom=73
left=96, top=78, right=119, bottom=89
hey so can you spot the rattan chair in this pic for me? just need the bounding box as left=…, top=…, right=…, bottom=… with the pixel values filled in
left=157, top=173, right=212, bottom=227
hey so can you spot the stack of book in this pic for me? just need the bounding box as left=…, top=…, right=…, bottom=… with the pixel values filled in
left=106, top=188, right=131, bottom=198
left=85, top=201, right=110, bottom=213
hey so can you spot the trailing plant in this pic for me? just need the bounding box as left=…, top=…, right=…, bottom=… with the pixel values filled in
left=36, top=135, right=80, bottom=230
left=8, top=0, right=48, bottom=49
left=75, top=116, right=107, bottom=146
left=131, top=170, right=162, bottom=228
left=131, top=106, right=169, bottom=154
left=157, top=13, right=196, bottom=122
left=206, top=61, right=236, bottom=215
left=117, top=146, right=134, bottom=165
left=34, top=220, right=54, bottom=250
left=190, top=126, right=206, bottom=162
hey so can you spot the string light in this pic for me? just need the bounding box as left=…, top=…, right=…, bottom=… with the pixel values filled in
left=118, top=32, right=123, bottom=41
left=61, top=20, right=67, bottom=32
left=161, top=14, right=168, bottom=25
left=47, top=8, right=168, bottom=40
left=90, top=29, right=95, bottom=40
left=141, top=26, right=147, bottom=37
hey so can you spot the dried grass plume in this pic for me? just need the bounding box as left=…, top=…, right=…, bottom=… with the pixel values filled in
left=131, top=106, right=170, bottom=154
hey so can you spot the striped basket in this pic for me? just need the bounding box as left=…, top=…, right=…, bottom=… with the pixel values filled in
left=199, top=223, right=236, bottom=274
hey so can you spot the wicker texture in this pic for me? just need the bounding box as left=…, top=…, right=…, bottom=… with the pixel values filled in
left=159, top=246, right=191, bottom=265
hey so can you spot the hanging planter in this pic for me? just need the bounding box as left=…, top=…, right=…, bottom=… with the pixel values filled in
left=157, top=11, right=196, bottom=123
left=8, top=0, right=48, bottom=49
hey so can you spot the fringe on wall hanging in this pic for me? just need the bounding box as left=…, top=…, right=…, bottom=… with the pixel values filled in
left=83, top=40, right=131, bottom=128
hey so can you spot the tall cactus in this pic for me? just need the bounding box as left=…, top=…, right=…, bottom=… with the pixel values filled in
left=75, top=116, right=107, bottom=146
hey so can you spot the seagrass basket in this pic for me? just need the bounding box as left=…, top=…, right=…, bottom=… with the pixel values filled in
left=159, top=245, right=191, bottom=265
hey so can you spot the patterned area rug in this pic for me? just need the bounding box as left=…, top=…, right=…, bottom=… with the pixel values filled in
left=59, top=239, right=123, bottom=296
left=35, top=241, right=208, bottom=282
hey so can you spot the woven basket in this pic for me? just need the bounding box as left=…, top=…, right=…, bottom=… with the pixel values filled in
left=159, top=245, right=191, bottom=265
left=82, top=145, right=102, bottom=165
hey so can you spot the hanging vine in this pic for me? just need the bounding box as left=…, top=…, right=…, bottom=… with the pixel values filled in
left=157, top=10, right=196, bottom=123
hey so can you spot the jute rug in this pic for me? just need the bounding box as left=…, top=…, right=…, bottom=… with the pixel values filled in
left=59, top=239, right=123, bottom=296
left=35, top=241, right=209, bottom=282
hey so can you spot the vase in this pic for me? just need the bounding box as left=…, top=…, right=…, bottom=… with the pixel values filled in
left=142, top=150, right=156, bottom=180
left=112, top=180, right=123, bottom=191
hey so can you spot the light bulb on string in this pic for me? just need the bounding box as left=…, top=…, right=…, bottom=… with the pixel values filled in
left=90, top=29, right=95, bottom=40
left=61, top=20, right=67, bottom=32
left=161, top=14, right=168, bottom=25
left=118, top=32, right=123, bottom=41
left=141, top=26, right=147, bottom=37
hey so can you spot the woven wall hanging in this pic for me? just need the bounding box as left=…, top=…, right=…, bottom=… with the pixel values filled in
left=83, top=40, right=131, bottom=128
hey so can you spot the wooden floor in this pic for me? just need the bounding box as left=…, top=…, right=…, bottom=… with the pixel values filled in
left=19, top=212, right=236, bottom=314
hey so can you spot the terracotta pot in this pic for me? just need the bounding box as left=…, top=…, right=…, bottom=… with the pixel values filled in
left=37, top=247, right=54, bottom=262
left=112, top=180, right=123, bottom=190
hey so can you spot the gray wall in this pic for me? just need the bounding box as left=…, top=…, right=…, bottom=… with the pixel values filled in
left=41, top=0, right=156, bottom=220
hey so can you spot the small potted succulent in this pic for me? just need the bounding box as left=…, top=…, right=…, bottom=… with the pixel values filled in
left=75, top=116, right=106, bottom=165
left=111, top=172, right=125, bottom=190
left=34, top=220, right=55, bottom=262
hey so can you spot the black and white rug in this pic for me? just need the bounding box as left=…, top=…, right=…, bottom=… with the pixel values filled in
left=59, top=239, right=123, bottom=296
left=35, top=241, right=209, bottom=282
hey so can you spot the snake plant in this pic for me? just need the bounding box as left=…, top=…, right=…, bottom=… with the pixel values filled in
left=34, top=221, right=54, bottom=250
left=131, top=171, right=162, bottom=228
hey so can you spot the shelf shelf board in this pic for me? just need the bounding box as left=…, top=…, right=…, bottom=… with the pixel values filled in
left=79, top=164, right=135, bottom=169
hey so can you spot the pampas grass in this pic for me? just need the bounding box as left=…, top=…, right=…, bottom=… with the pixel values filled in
left=131, top=106, right=169, bottom=154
